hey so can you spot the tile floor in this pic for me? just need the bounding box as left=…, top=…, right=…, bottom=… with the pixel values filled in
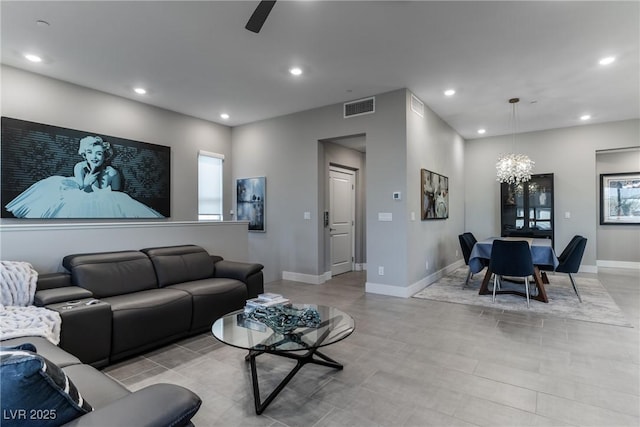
left=103, top=268, right=640, bottom=427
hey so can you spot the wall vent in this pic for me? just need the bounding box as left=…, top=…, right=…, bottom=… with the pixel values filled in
left=411, top=94, right=424, bottom=117
left=344, top=97, right=375, bottom=118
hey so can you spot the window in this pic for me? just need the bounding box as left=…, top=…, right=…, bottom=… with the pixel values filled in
left=198, top=150, right=224, bottom=220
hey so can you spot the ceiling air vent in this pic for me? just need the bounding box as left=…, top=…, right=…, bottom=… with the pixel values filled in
left=411, top=94, right=424, bottom=117
left=344, top=97, right=375, bottom=118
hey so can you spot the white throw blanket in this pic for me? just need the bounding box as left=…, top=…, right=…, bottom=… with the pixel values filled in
left=0, top=305, right=62, bottom=345
left=0, top=261, right=62, bottom=345
left=1, top=260, right=37, bottom=306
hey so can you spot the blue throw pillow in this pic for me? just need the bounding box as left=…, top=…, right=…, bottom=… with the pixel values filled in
left=0, top=343, right=93, bottom=427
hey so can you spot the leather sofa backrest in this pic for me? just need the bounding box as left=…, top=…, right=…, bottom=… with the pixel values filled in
left=62, top=251, right=158, bottom=298
left=141, top=245, right=215, bottom=287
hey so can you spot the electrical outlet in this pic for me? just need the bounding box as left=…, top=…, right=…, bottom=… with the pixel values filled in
left=378, top=266, right=384, bottom=276
left=455, top=249, right=459, bottom=257
left=425, top=261, right=429, bottom=271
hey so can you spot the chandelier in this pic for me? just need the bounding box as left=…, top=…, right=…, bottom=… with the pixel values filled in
left=496, top=98, right=534, bottom=185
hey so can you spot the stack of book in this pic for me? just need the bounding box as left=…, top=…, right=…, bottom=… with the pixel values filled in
left=245, top=293, right=291, bottom=311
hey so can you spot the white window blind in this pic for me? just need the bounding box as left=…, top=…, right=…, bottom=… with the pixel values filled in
left=198, top=151, right=224, bottom=220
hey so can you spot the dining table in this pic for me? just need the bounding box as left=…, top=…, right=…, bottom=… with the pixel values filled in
left=468, top=237, right=559, bottom=303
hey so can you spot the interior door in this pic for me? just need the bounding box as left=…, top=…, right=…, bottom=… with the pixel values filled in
left=329, top=167, right=355, bottom=276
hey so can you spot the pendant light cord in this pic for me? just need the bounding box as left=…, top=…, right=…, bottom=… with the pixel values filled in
left=509, top=97, right=519, bottom=152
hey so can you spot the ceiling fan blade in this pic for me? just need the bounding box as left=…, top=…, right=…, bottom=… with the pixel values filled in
left=245, top=1, right=276, bottom=33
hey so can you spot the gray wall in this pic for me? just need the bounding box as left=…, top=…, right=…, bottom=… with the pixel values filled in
left=406, top=91, right=466, bottom=290
left=596, top=148, right=640, bottom=265
left=3, top=66, right=636, bottom=286
left=0, top=65, right=234, bottom=222
left=0, top=221, right=250, bottom=273
left=232, top=89, right=466, bottom=295
left=0, top=66, right=251, bottom=272
left=465, top=119, right=640, bottom=271
left=231, top=89, right=408, bottom=285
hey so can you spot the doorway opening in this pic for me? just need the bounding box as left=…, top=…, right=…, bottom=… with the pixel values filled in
left=319, top=135, right=366, bottom=280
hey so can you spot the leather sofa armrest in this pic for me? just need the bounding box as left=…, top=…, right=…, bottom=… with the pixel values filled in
left=34, top=287, right=94, bottom=306
left=62, top=384, right=201, bottom=427
left=214, top=260, right=264, bottom=298
left=37, top=272, right=72, bottom=290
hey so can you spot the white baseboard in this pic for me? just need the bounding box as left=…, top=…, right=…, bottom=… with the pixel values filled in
left=579, top=264, right=598, bottom=274
left=365, top=259, right=465, bottom=298
left=282, top=271, right=330, bottom=285
left=355, top=263, right=366, bottom=271
left=597, top=260, right=640, bottom=270
left=365, top=282, right=411, bottom=298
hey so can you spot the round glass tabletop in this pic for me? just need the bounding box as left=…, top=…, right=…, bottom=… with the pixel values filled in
left=212, top=304, right=355, bottom=353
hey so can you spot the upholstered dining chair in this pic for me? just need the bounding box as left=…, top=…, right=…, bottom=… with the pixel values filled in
left=489, top=239, right=535, bottom=308
left=554, top=236, right=588, bottom=302
left=458, top=232, right=487, bottom=288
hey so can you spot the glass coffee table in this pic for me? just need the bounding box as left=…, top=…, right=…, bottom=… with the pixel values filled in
left=211, top=304, right=355, bottom=414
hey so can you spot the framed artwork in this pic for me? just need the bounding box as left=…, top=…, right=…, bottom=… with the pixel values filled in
left=1, top=117, right=170, bottom=219
left=421, top=168, right=449, bottom=220
left=237, top=176, right=266, bottom=232
left=600, top=172, right=640, bottom=225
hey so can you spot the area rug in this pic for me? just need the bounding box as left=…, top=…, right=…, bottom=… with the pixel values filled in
left=413, top=267, right=632, bottom=327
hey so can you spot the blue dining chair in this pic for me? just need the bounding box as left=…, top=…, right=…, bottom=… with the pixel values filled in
left=489, top=239, right=535, bottom=308
left=554, top=236, right=588, bottom=302
left=458, top=232, right=488, bottom=288
left=539, top=235, right=586, bottom=302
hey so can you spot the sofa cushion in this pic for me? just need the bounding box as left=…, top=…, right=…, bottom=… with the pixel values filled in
left=141, top=245, right=215, bottom=287
left=1, top=336, right=81, bottom=368
left=168, top=278, right=248, bottom=332
left=103, top=289, right=192, bottom=360
left=0, top=343, right=92, bottom=427
left=63, top=251, right=157, bottom=298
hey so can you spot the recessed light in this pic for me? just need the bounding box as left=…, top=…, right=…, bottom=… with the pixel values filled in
left=133, top=87, right=147, bottom=95
left=580, top=114, right=591, bottom=121
left=220, top=113, right=230, bottom=120
left=599, top=56, right=615, bottom=66
left=477, top=129, right=486, bottom=134
left=24, top=53, right=42, bottom=63
left=289, top=67, right=303, bottom=76
left=444, top=89, right=456, bottom=97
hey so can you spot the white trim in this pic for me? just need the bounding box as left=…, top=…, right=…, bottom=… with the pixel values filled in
left=365, top=282, right=409, bottom=298
left=355, top=263, right=366, bottom=271
left=198, top=150, right=224, bottom=160
left=0, top=220, right=248, bottom=232
left=597, top=260, right=640, bottom=270
left=366, top=260, right=465, bottom=298
left=282, top=271, right=330, bottom=285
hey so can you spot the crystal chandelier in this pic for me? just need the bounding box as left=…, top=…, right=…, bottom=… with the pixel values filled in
left=496, top=98, right=534, bottom=185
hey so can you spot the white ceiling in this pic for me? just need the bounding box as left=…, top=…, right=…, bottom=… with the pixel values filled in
left=2, top=1, right=639, bottom=140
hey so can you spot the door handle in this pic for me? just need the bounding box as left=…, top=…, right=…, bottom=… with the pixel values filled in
left=329, top=228, right=336, bottom=232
